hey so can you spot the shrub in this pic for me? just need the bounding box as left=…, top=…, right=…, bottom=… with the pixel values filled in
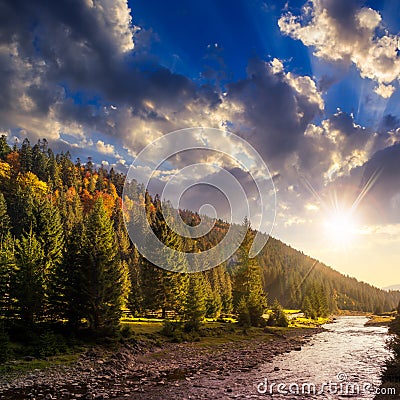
left=34, top=331, right=68, bottom=358
left=267, top=299, right=289, bottom=328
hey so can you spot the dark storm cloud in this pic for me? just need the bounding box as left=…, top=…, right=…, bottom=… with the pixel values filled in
left=0, top=0, right=198, bottom=140
left=0, top=0, right=397, bottom=223
left=379, top=114, right=400, bottom=132
left=359, top=144, right=400, bottom=223
left=226, top=57, right=323, bottom=161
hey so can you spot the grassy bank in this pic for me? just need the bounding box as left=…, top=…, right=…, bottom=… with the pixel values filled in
left=1, top=313, right=329, bottom=376
left=365, top=314, right=395, bottom=326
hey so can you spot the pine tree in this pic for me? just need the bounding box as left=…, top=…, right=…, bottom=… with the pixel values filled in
left=14, top=229, right=45, bottom=326
left=237, top=296, right=250, bottom=327
left=19, top=138, right=32, bottom=173
left=218, top=264, right=233, bottom=315
left=0, top=135, right=11, bottom=160
left=141, top=198, right=188, bottom=318
left=267, top=299, right=288, bottom=327
left=127, top=247, right=144, bottom=316
left=302, top=295, right=315, bottom=319
left=204, top=269, right=222, bottom=318
left=0, top=193, right=11, bottom=240
left=184, top=273, right=207, bottom=331
left=35, top=198, right=65, bottom=321
left=0, top=233, right=16, bottom=322
left=63, top=222, right=85, bottom=327
left=79, top=198, right=124, bottom=333
left=31, top=141, right=48, bottom=182
left=233, top=219, right=267, bottom=326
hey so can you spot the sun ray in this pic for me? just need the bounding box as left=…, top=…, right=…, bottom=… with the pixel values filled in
left=350, top=166, right=383, bottom=214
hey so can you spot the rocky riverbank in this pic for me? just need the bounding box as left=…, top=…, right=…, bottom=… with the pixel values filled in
left=0, top=327, right=324, bottom=400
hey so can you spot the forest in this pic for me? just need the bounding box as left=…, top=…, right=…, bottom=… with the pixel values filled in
left=0, top=136, right=399, bottom=342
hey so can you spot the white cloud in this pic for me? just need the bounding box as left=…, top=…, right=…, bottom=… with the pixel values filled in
left=374, top=83, right=395, bottom=99
left=278, top=0, right=400, bottom=97
left=86, top=0, right=135, bottom=53
left=96, top=140, right=116, bottom=155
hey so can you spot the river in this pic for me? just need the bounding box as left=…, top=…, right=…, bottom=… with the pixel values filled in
left=0, top=316, right=393, bottom=399
left=256, top=316, right=392, bottom=399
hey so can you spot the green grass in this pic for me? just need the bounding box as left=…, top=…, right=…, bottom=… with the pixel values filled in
left=120, top=319, right=164, bottom=335
left=1, top=316, right=326, bottom=376
left=365, top=315, right=395, bottom=326
left=0, top=352, right=80, bottom=375
left=289, top=316, right=330, bottom=328
left=283, top=309, right=302, bottom=314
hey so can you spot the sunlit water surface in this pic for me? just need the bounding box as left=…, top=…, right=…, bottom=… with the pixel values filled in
left=257, top=316, right=392, bottom=399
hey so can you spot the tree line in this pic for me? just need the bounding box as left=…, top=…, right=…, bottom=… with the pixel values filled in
left=0, top=136, right=398, bottom=339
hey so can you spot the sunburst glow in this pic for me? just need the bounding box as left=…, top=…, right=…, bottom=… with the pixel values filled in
left=324, top=212, right=357, bottom=248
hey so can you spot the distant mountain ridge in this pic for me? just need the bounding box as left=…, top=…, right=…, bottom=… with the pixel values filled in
left=179, top=210, right=400, bottom=313
left=383, top=284, right=400, bottom=291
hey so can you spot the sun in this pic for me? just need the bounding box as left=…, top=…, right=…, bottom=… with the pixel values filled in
left=324, top=211, right=357, bottom=248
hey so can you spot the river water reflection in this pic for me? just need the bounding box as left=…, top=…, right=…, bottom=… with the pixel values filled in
left=257, top=316, right=392, bottom=399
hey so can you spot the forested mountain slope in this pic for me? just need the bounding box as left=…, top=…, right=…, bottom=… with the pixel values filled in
left=0, top=136, right=398, bottom=336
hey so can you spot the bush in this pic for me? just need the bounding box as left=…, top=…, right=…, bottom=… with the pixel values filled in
left=267, top=299, right=289, bottom=327
left=120, top=325, right=133, bottom=339
left=161, top=320, right=185, bottom=342
left=34, top=331, right=68, bottom=358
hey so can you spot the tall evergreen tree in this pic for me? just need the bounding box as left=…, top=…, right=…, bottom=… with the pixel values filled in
left=14, top=229, right=45, bottom=326
left=0, top=193, right=11, bottom=240
left=0, top=233, right=16, bottom=322
left=233, top=219, right=267, bottom=326
left=184, top=273, right=207, bottom=331
left=79, top=198, right=124, bottom=332
left=0, top=135, right=11, bottom=160
left=19, top=138, right=32, bottom=173
left=35, top=199, right=65, bottom=321
left=63, top=222, right=85, bottom=327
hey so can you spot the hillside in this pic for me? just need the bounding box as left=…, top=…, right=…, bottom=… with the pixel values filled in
left=0, top=135, right=398, bottom=339
left=178, top=212, right=400, bottom=314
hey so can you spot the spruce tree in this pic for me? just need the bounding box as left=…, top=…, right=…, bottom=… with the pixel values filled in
left=0, top=233, right=16, bottom=322
left=127, top=247, right=144, bottom=316
left=267, top=299, right=289, bottom=327
left=184, top=273, right=207, bottom=331
left=0, top=193, right=11, bottom=240
left=19, top=138, right=32, bottom=173
left=63, top=222, right=85, bottom=328
left=14, top=229, right=45, bottom=326
left=233, top=219, right=267, bottom=326
left=0, top=135, right=11, bottom=160
left=35, top=199, right=65, bottom=321
left=79, top=198, right=124, bottom=333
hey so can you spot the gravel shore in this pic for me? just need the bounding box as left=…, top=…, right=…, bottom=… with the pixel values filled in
left=0, top=327, right=324, bottom=400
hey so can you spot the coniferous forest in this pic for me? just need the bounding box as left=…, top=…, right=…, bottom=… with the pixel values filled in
left=0, top=136, right=399, bottom=341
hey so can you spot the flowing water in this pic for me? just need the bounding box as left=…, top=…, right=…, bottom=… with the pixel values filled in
left=256, top=316, right=392, bottom=399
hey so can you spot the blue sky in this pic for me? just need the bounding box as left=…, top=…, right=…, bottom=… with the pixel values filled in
left=130, top=0, right=400, bottom=127
left=0, top=0, right=400, bottom=286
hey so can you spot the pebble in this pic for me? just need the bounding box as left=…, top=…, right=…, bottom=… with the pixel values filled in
left=0, top=328, right=323, bottom=400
